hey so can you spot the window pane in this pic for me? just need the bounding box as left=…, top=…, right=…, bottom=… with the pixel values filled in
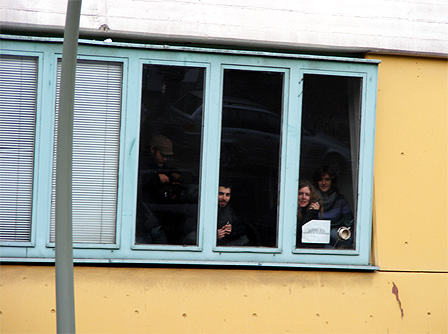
left=50, top=60, right=122, bottom=244
left=0, top=55, right=37, bottom=242
left=218, top=69, right=283, bottom=247
left=136, top=65, right=204, bottom=245
left=296, top=74, right=361, bottom=250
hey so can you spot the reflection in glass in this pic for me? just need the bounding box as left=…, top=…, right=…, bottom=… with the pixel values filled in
left=219, top=69, right=283, bottom=247
left=296, top=74, right=361, bottom=250
left=136, top=65, right=204, bottom=245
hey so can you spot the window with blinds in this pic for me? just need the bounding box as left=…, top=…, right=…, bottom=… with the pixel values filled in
left=0, top=38, right=378, bottom=268
left=50, top=59, right=123, bottom=244
left=0, top=55, right=37, bottom=242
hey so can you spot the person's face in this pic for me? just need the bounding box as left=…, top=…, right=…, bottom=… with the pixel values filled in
left=218, top=186, right=231, bottom=208
left=152, top=147, right=168, bottom=166
left=298, top=186, right=311, bottom=208
left=318, top=173, right=332, bottom=193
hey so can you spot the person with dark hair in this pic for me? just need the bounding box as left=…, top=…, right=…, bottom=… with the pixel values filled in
left=296, top=180, right=322, bottom=247
left=216, top=184, right=249, bottom=246
left=135, top=134, right=175, bottom=244
left=313, top=165, right=354, bottom=248
left=181, top=182, right=249, bottom=246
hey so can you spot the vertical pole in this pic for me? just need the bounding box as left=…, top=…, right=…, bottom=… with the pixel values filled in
left=55, top=0, right=82, bottom=333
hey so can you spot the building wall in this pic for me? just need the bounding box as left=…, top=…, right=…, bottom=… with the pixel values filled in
left=1, top=265, right=447, bottom=333
left=1, top=54, right=447, bottom=333
left=369, top=54, right=448, bottom=273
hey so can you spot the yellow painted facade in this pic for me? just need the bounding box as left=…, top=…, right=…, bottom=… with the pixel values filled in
left=1, top=54, right=447, bottom=333
left=1, top=266, right=447, bottom=333
left=369, top=55, right=448, bottom=273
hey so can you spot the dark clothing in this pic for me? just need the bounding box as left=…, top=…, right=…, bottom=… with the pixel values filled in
left=318, top=190, right=354, bottom=228
left=135, top=154, right=171, bottom=244
left=136, top=153, right=200, bottom=245
left=318, top=190, right=354, bottom=248
left=181, top=204, right=249, bottom=246
left=139, top=154, right=172, bottom=203
left=216, top=205, right=248, bottom=246
left=181, top=216, right=198, bottom=245
left=135, top=209, right=168, bottom=245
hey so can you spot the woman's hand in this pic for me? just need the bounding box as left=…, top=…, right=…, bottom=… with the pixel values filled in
left=308, top=202, right=320, bottom=211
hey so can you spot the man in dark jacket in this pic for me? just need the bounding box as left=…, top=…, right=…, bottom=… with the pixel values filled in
left=216, top=184, right=249, bottom=246
left=181, top=182, right=249, bottom=246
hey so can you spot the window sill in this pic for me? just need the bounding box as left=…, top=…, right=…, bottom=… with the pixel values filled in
left=0, top=257, right=379, bottom=271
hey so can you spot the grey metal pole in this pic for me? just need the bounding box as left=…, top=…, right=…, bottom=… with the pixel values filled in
left=55, top=0, right=82, bottom=333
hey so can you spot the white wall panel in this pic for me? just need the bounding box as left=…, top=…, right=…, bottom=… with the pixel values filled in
left=1, top=0, right=447, bottom=55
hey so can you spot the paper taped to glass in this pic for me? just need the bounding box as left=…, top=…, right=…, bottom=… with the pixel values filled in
left=302, top=220, right=331, bottom=243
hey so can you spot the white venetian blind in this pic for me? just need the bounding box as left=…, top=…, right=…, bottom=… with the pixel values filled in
left=0, top=55, right=37, bottom=242
left=50, top=59, right=122, bottom=244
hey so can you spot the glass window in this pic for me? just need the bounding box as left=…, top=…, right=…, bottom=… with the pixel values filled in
left=218, top=69, right=283, bottom=248
left=136, top=65, right=205, bottom=246
left=296, top=74, right=361, bottom=250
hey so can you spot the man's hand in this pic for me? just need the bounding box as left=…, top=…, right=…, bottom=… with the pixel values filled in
left=223, top=222, right=232, bottom=234
left=217, top=222, right=232, bottom=240
left=217, top=227, right=226, bottom=240
left=158, top=173, right=170, bottom=183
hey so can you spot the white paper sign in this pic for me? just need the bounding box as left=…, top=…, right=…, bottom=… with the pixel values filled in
left=302, top=220, right=331, bottom=244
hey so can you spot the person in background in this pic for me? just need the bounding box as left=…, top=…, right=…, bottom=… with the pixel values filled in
left=140, top=134, right=174, bottom=189
left=313, top=165, right=354, bottom=248
left=135, top=134, right=175, bottom=244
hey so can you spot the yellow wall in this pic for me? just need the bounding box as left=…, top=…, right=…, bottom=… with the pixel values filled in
left=1, top=55, right=447, bottom=334
left=0, top=265, right=447, bottom=333
left=368, top=55, right=448, bottom=272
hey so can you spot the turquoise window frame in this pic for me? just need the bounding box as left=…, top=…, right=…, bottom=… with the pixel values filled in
left=211, top=64, right=290, bottom=254
left=0, top=49, right=44, bottom=251
left=0, top=35, right=379, bottom=269
left=291, top=68, right=375, bottom=260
